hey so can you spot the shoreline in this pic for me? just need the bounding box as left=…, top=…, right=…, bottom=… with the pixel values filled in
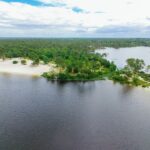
left=0, top=58, right=55, bottom=76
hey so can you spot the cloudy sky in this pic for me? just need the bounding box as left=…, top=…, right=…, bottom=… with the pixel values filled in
left=0, top=0, right=150, bottom=37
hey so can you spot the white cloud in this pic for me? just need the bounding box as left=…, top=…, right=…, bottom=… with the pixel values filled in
left=0, top=0, right=150, bottom=37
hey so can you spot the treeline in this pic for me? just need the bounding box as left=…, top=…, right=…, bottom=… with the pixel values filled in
left=1, top=38, right=150, bottom=57
left=1, top=38, right=150, bottom=61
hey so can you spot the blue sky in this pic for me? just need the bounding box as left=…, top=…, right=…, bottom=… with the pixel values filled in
left=3, top=0, right=41, bottom=5
left=0, top=0, right=150, bottom=37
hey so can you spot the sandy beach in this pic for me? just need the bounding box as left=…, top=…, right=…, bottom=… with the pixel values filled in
left=0, top=58, right=55, bottom=76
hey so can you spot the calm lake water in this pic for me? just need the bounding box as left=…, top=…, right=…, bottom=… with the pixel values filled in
left=0, top=74, right=150, bottom=150
left=95, top=46, right=150, bottom=68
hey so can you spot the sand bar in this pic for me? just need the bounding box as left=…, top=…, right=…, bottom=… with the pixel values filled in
left=0, top=58, right=54, bottom=76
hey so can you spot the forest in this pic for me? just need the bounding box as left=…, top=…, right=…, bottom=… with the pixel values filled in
left=0, top=38, right=150, bottom=87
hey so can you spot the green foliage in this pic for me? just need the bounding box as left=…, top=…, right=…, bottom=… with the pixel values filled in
left=21, top=59, right=27, bottom=65
left=146, top=65, right=150, bottom=72
left=12, top=60, right=18, bottom=64
left=1, top=38, right=150, bottom=61
left=40, top=55, right=49, bottom=64
left=126, top=58, right=145, bottom=73
left=32, top=58, right=40, bottom=66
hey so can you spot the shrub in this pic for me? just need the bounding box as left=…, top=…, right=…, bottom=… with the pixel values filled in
left=12, top=60, right=18, bottom=64
left=21, top=59, right=27, bottom=65
left=32, top=59, right=40, bottom=66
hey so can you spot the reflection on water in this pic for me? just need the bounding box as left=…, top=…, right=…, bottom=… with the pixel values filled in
left=0, top=74, right=150, bottom=150
left=95, top=46, right=150, bottom=68
left=55, top=81, right=96, bottom=95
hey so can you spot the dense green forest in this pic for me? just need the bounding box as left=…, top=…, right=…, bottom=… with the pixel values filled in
left=0, top=38, right=150, bottom=87
left=1, top=38, right=150, bottom=59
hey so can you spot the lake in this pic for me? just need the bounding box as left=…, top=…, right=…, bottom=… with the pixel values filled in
left=95, top=46, right=150, bottom=68
left=0, top=74, right=150, bottom=150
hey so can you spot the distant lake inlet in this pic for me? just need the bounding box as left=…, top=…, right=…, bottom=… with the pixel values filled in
left=95, top=47, right=150, bottom=68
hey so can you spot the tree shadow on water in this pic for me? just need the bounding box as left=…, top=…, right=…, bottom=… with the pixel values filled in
left=48, top=80, right=96, bottom=95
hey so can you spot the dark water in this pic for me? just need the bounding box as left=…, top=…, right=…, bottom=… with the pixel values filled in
left=0, top=74, right=150, bottom=150
left=95, top=47, right=150, bottom=68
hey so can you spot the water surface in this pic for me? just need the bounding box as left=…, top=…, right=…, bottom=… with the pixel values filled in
left=95, top=47, right=150, bottom=68
left=0, top=75, right=150, bottom=150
